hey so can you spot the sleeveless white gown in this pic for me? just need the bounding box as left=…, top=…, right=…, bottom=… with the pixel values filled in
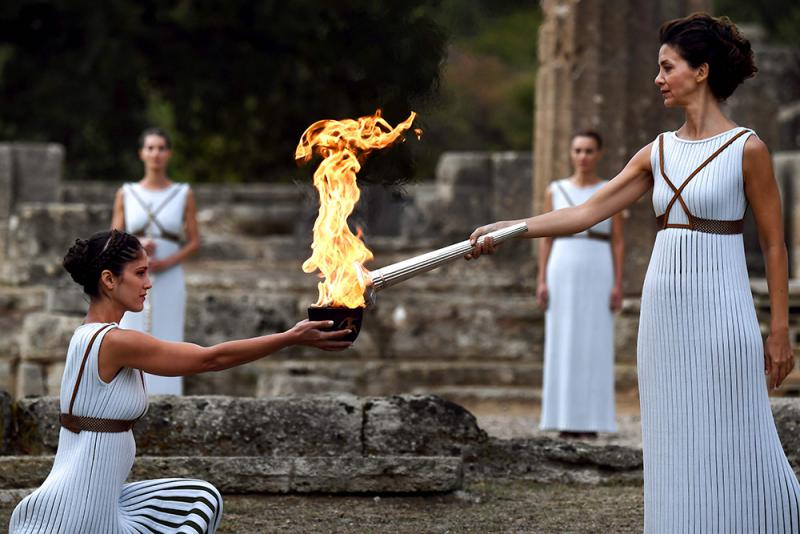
left=540, top=179, right=617, bottom=432
left=120, top=182, right=189, bottom=395
left=639, top=127, right=800, bottom=532
left=9, top=323, right=222, bottom=533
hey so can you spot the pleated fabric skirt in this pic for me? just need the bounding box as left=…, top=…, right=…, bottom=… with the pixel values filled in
left=638, top=230, right=800, bottom=533
left=540, top=236, right=617, bottom=432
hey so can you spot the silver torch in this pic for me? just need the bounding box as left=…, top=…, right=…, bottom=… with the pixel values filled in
left=363, top=221, right=528, bottom=305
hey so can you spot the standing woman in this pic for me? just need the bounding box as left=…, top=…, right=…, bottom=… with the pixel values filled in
left=112, top=127, right=199, bottom=395
left=9, top=230, right=351, bottom=533
left=537, top=130, right=624, bottom=438
left=469, top=13, right=799, bottom=532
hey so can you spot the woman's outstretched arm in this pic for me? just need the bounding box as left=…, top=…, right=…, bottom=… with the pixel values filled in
left=467, top=143, right=654, bottom=258
left=744, top=135, right=794, bottom=389
left=98, top=320, right=351, bottom=382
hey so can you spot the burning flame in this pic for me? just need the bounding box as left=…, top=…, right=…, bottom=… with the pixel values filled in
left=296, top=110, right=417, bottom=308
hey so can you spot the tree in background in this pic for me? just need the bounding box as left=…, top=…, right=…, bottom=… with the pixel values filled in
left=0, top=1, right=445, bottom=183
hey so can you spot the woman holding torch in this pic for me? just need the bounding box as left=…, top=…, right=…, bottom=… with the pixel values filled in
left=468, top=13, right=799, bottom=532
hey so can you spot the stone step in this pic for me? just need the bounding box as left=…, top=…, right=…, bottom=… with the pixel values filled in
left=257, top=361, right=542, bottom=397
left=0, top=456, right=463, bottom=496
left=0, top=455, right=463, bottom=494
left=418, top=386, right=542, bottom=413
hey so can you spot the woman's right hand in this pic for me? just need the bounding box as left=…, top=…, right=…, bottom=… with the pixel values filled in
left=140, top=238, right=157, bottom=257
left=536, top=282, right=549, bottom=310
left=289, top=319, right=352, bottom=351
left=466, top=221, right=515, bottom=260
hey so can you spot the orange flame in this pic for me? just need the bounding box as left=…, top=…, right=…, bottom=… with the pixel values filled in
left=296, top=110, right=417, bottom=308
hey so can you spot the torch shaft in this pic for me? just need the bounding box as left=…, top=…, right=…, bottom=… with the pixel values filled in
left=367, top=222, right=528, bottom=292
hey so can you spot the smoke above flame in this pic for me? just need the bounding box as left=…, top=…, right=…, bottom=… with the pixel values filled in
left=296, top=110, right=417, bottom=308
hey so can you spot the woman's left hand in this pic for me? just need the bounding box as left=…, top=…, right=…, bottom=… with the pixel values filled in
left=148, top=258, right=172, bottom=273
left=765, top=329, right=795, bottom=390
left=609, top=285, right=623, bottom=312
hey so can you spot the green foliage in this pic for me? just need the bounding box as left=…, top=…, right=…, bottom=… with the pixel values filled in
left=414, top=2, right=541, bottom=177
left=715, top=0, right=800, bottom=44
left=0, top=1, right=446, bottom=182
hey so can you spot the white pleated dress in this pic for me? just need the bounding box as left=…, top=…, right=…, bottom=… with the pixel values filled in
left=638, top=127, right=800, bottom=533
left=540, top=179, right=617, bottom=432
left=120, top=182, right=189, bottom=395
left=9, top=323, right=222, bottom=534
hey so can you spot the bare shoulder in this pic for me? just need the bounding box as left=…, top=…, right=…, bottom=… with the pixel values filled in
left=103, top=327, right=154, bottom=352
left=743, top=134, right=770, bottom=160
left=622, top=142, right=654, bottom=176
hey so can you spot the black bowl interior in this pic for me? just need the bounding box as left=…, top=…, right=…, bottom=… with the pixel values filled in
left=307, top=306, right=364, bottom=342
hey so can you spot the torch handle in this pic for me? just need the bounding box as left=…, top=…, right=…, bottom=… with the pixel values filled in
left=367, top=221, right=528, bottom=292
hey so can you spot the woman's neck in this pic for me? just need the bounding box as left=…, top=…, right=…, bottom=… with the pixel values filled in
left=84, top=298, right=125, bottom=325
left=680, top=92, right=736, bottom=139
left=140, top=170, right=171, bottom=189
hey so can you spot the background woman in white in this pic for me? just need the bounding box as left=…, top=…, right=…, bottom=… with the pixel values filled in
left=112, top=127, right=200, bottom=395
left=537, top=130, right=624, bottom=439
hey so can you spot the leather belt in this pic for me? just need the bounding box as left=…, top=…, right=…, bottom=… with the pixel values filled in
left=60, top=413, right=137, bottom=434
left=655, top=214, right=744, bottom=235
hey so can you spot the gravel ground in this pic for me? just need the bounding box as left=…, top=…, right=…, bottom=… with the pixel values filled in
left=217, top=480, right=644, bottom=533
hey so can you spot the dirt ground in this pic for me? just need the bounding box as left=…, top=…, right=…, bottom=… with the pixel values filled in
left=216, top=480, right=644, bottom=533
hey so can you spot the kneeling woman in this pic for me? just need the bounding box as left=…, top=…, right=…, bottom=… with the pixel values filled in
left=10, top=230, right=351, bottom=533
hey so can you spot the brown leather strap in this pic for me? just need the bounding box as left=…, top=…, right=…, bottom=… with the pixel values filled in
left=557, top=232, right=610, bottom=242
left=655, top=214, right=744, bottom=234
left=658, top=129, right=749, bottom=229
left=60, top=414, right=136, bottom=433
left=62, top=324, right=143, bottom=434
left=554, top=181, right=610, bottom=242
left=127, top=184, right=184, bottom=243
left=67, top=324, right=114, bottom=417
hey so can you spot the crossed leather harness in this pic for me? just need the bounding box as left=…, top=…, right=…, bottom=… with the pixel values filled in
left=555, top=181, right=611, bottom=242
left=655, top=130, right=749, bottom=234
left=127, top=185, right=183, bottom=244
left=59, top=324, right=146, bottom=434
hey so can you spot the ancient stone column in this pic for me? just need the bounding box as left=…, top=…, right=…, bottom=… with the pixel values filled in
left=533, top=0, right=711, bottom=293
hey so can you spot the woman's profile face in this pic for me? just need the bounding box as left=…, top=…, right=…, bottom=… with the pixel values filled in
left=654, top=44, right=703, bottom=107
left=110, top=251, right=152, bottom=313
left=139, top=134, right=171, bottom=171
left=570, top=136, right=601, bottom=173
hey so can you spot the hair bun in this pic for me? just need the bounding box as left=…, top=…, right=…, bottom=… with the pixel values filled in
left=63, top=238, right=92, bottom=286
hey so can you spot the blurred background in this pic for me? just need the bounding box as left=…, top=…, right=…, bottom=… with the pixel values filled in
left=0, top=1, right=797, bottom=432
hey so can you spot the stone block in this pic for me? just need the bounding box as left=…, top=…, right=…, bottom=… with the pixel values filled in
left=19, top=312, right=81, bottom=362
left=0, top=391, right=12, bottom=454
left=463, top=436, right=643, bottom=485
left=491, top=152, right=533, bottom=220
left=772, top=398, right=800, bottom=470
left=133, top=395, right=365, bottom=457
left=0, top=361, right=15, bottom=397
left=0, top=146, right=13, bottom=220
left=45, top=363, right=65, bottom=397
left=10, top=143, right=63, bottom=204
left=184, top=292, right=297, bottom=347
left=0, top=456, right=53, bottom=489
left=435, top=153, right=493, bottom=238
left=13, top=397, right=60, bottom=454
left=131, top=456, right=293, bottom=493
left=16, top=363, right=45, bottom=398
left=291, top=456, right=463, bottom=493
left=363, top=395, right=487, bottom=456
left=46, top=283, right=89, bottom=315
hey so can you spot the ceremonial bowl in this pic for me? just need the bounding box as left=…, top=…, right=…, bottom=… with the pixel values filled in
left=307, top=306, right=364, bottom=342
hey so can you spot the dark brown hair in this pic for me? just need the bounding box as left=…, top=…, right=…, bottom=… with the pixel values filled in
left=572, top=130, right=603, bottom=150
left=63, top=230, right=143, bottom=296
left=138, top=127, right=172, bottom=149
left=659, top=13, right=757, bottom=100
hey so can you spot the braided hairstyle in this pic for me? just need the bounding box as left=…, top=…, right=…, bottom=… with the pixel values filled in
left=63, top=230, right=143, bottom=296
left=660, top=13, right=757, bottom=101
